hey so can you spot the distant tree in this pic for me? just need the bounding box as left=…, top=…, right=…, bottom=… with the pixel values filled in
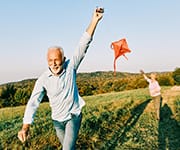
left=0, top=84, right=16, bottom=107
left=102, top=81, right=113, bottom=93
left=172, top=67, right=180, bottom=85
left=126, top=77, right=138, bottom=90
left=14, top=88, right=29, bottom=105
left=78, top=81, right=94, bottom=96
left=112, top=80, right=126, bottom=92
left=158, top=73, right=174, bottom=86
left=135, top=77, right=148, bottom=89
left=0, top=84, right=16, bottom=98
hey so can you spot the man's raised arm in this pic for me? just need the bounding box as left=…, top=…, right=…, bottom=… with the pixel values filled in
left=86, top=7, right=104, bottom=37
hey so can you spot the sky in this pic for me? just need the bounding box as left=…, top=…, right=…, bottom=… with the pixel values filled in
left=0, top=0, right=180, bottom=84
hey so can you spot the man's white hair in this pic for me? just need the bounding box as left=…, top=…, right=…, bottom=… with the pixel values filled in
left=48, top=46, right=64, bottom=59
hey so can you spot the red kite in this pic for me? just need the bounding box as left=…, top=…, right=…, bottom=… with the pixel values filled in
left=111, top=38, right=131, bottom=75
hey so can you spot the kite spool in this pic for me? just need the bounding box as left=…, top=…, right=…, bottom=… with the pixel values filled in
left=96, top=7, right=104, bottom=13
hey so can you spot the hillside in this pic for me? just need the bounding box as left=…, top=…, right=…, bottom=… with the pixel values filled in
left=0, top=71, right=175, bottom=108
left=0, top=86, right=179, bottom=149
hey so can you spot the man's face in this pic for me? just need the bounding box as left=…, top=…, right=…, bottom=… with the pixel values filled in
left=47, top=48, right=64, bottom=76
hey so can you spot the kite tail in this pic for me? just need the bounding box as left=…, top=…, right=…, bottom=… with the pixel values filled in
left=113, top=59, right=116, bottom=76
left=123, top=54, right=128, bottom=60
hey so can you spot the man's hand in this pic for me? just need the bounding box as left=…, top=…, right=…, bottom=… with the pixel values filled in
left=92, top=7, right=104, bottom=22
left=96, top=7, right=104, bottom=13
left=86, top=7, right=104, bottom=37
left=140, top=69, right=145, bottom=74
left=18, top=125, right=30, bottom=143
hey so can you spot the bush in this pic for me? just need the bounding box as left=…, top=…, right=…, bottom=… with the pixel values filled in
left=172, top=67, right=180, bottom=85
left=158, top=73, right=174, bottom=86
left=14, top=89, right=29, bottom=105
left=0, top=84, right=16, bottom=107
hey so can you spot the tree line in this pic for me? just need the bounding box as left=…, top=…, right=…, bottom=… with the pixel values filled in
left=0, top=68, right=179, bottom=108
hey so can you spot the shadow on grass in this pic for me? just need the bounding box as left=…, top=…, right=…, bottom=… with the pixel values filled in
left=104, top=98, right=151, bottom=149
left=158, top=103, right=180, bottom=150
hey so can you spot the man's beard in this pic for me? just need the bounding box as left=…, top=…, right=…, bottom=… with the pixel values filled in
left=49, top=65, right=63, bottom=75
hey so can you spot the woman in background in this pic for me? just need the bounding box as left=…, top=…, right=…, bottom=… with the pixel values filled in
left=140, top=70, right=162, bottom=120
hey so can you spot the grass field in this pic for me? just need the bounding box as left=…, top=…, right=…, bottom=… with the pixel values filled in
left=0, top=86, right=180, bottom=150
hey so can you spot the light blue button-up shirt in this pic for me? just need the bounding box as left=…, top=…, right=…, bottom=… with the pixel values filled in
left=23, top=32, right=92, bottom=124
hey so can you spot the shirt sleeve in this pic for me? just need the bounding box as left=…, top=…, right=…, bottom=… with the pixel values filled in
left=145, top=76, right=151, bottom=83
left=23, top=76, right=45, bottom=124
left=70, top=32, right=92, bottom=70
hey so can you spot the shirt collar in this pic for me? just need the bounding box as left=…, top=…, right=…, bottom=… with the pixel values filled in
left=47, top=67, right=66, bottom=77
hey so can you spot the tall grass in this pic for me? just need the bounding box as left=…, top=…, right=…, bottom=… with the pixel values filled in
left=0, top=86, right=180, bottom=150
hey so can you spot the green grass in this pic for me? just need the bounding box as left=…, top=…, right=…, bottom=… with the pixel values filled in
left=0, top=86, right=180, bottom=150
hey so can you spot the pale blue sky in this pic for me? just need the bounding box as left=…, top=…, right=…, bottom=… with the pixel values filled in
left=0, top=0, right=180, bottom=84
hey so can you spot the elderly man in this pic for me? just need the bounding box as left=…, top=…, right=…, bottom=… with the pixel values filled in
left=18, top=7, right=104, bottom=149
